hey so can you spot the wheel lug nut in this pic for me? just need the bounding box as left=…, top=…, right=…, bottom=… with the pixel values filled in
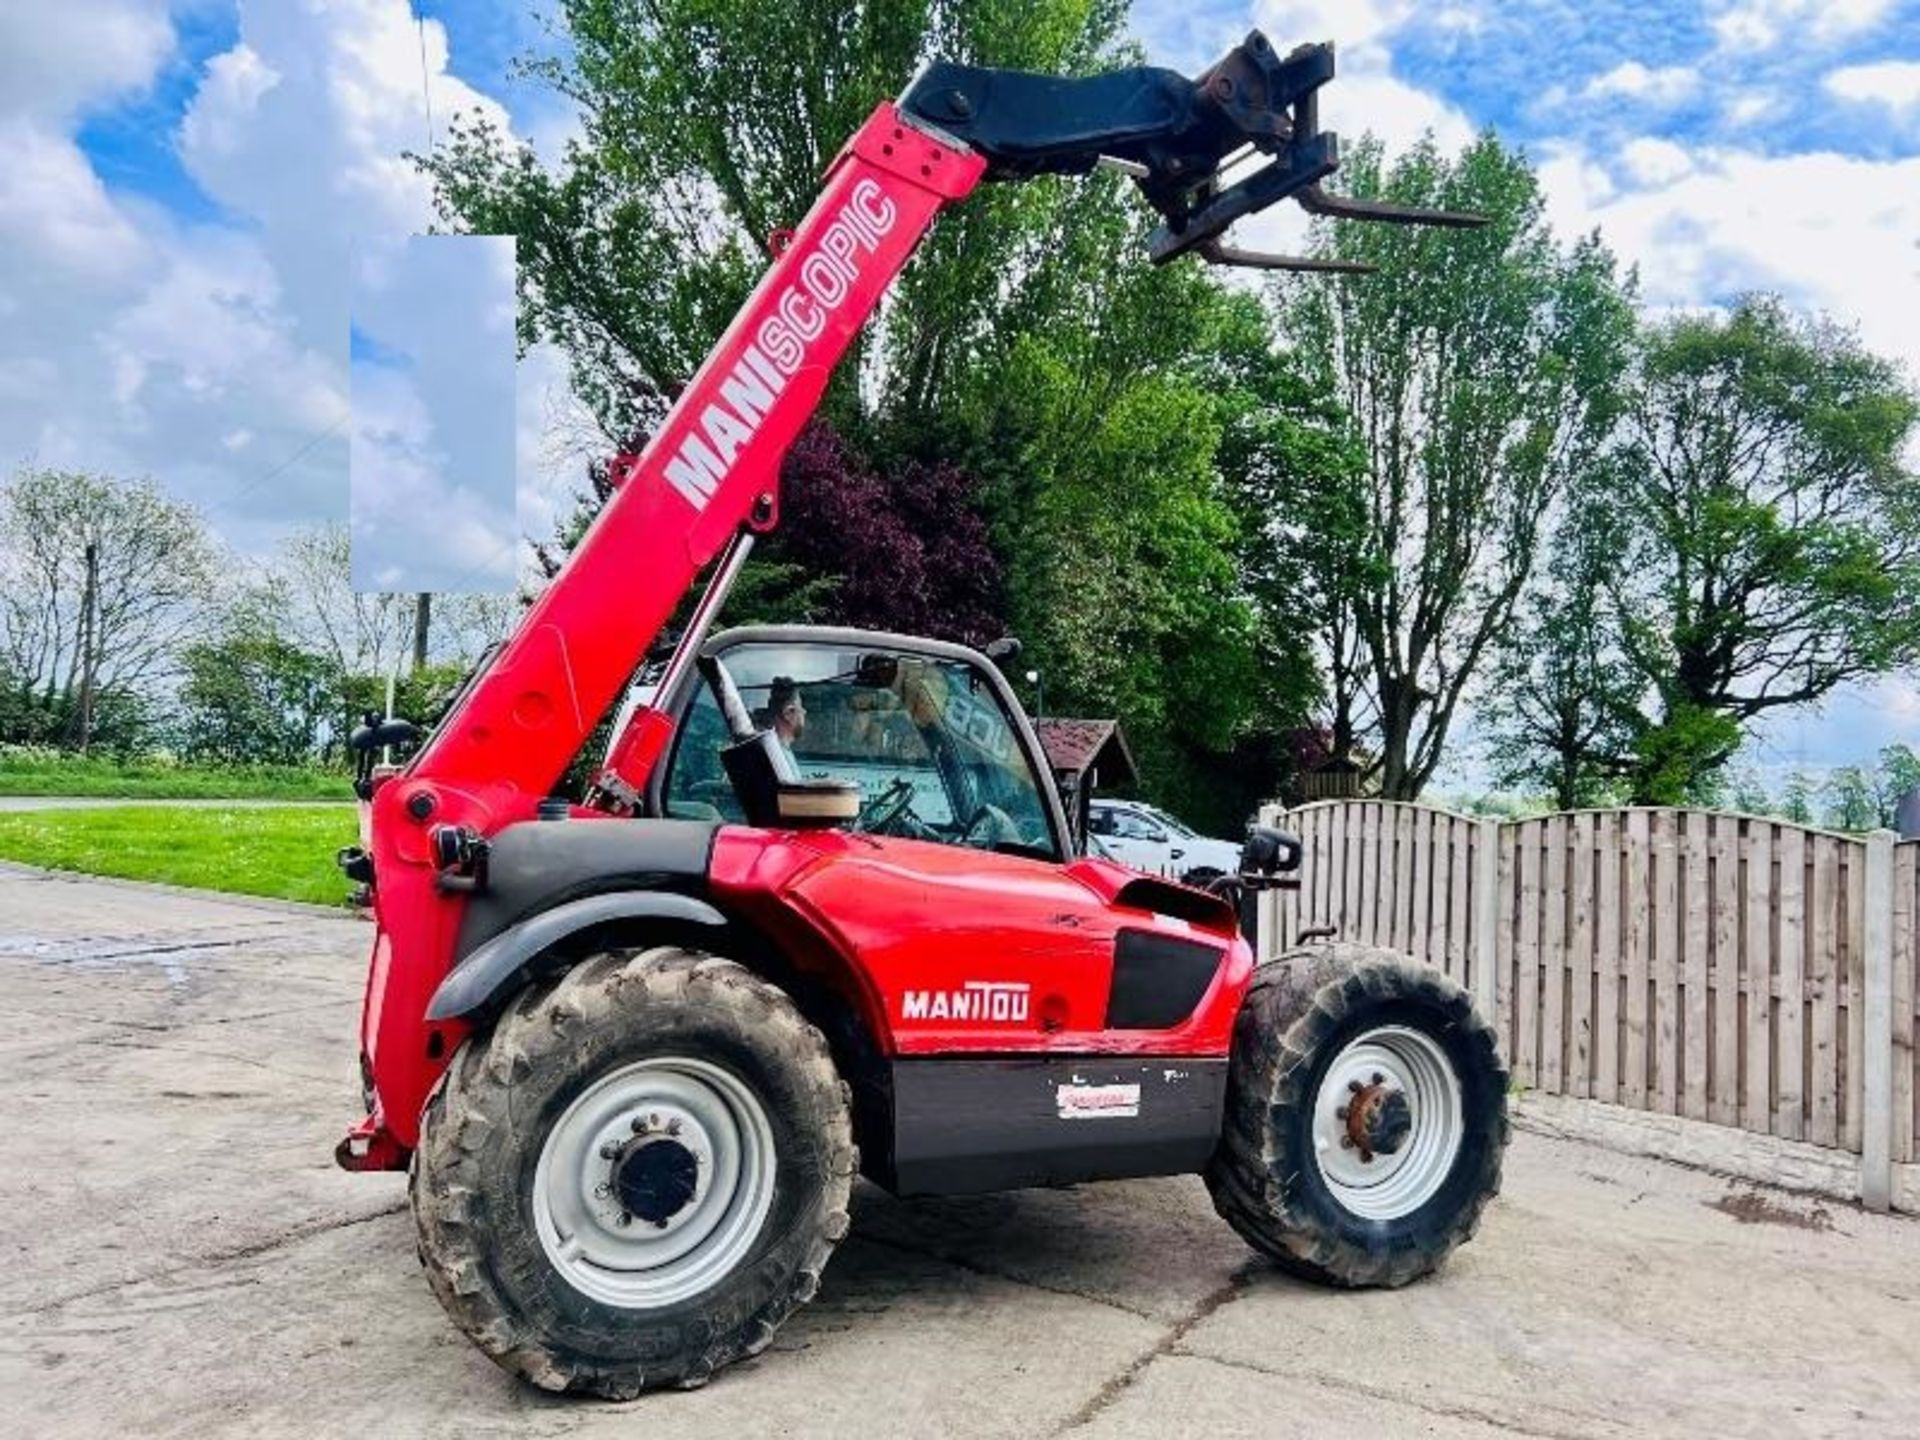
left=593, top=1182, right=610, bottom=1198
left=1340, top=1135, right=1354, bottom=1148
left=600, top=1142, right=620, bottom=1159
left=616, top=1212, right=632, bottom=1227
left=1348, top=1079, right=1363, bottom=1093
left=631, top=1116, right=648, bottom=1134
left=655, top=1218, right=670, bottom=1230
left=1371, top=1072, right=1384, bottom=1085
left=667, top=1118, right=683, bottom=1136
left=1336, top=1105, right=1348, bottom=1120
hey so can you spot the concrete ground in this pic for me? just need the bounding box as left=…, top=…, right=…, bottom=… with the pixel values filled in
left=3, top=862, right=1917, bottom=1440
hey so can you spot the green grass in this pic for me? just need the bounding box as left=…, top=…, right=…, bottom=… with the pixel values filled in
left=0, top=749, right=352, bottom=800
left=0, top=805, right=360, bottom=905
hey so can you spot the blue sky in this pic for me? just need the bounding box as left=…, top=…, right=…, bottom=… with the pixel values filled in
left=0, top=0, right=1916, bottom=777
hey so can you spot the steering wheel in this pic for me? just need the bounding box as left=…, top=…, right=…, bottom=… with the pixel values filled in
left=855, top=777, right=921, bottom=836
left=955, top=803, right=1022, bottom=849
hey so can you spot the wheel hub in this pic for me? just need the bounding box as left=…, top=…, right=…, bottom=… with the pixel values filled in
left=1343, top=1078, right=1413, bottom=1161
left=1311, top=1025, right=1465, bottom=1221
left=531, top=1056, right=777, bottom=1309
left=612, top=1136, right=701, bottom=1225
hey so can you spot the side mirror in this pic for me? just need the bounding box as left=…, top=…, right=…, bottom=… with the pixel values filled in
left=1146, top=828, right=1169, bottom=844
left=1239, top=826, right=1303, bottom=891
left=984, top=636, right=1022, bottom=662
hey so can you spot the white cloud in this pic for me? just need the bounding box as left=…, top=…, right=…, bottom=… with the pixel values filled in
left=1710, top=0, right=1896, bottom=51
left=0, top=118, right=149, bottom=280
left=1535, top=143, right=1920, bottom=414
left=0, top=0, right=578, bottom=571
left=1252, top=0, right=1474, bottom=158
left=1586, top=62, right=1700, bottom=107
left=1823, top=61, right=1920, bottom=119
left=0, top=0, right=173, bottom=123
left=1618, top=136, right=1696, bottom=188
left=350, top=235, right=518, bottom=592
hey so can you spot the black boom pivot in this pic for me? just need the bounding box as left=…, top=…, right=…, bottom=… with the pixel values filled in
left=900, top=31, right=1482, bottom=272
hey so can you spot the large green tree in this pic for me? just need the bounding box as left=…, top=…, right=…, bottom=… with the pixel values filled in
left=1482, top=507, right=1640, bottom=810
left=1601, top=296, right=1920, bottom=801
left=1280, top=135, right=1635, bottom=799
left=425, top=0, right=1134, bottom=441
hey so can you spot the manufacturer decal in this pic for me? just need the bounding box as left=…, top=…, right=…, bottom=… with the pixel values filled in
left=900, top=981, right=1030, bottom=1023
left=1056, top=1082, right=1142, bottom=1120
left=663, top=177, right=898, bottom=511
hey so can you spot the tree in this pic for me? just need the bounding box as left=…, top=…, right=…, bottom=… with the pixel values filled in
left=1780, top=770, right=1815, bottom=825
left=177, top=633, right=336, bottom=765
left=1482, top=509, right=1640, bottom=809
left=423, top=0, right=1137, bottom=444
left=1877, top=744, right=1920, bottom=826
left=1602, top=296, right=1920, bottom=801
left=1727, top=767, right=1774, bottom=817
left=240, top=524, right=417, bottom=685
left=1824, top=766, right=1877, bottom=832
left=0, top=468, right=218, bottom=748
left=1280, top=136, right=1635, bottom=798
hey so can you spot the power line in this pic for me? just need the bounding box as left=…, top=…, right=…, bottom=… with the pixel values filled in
left=417, top=11, right=435, bottom=153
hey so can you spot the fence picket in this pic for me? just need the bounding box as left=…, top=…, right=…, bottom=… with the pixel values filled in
left=1541, top=815, right=1567, bottom=1094
left=1497, top=823, right=1517, bottom=1051
left=1410, top=807, right=1432, bottom=964
left=1623, top=811, right=1652, bottom=1109
left=1595, top=812, right=1622, bottom=1106
left=1742, top=823, right=1773, bottom=1132
left=1682, top=813, right=1710, bottom=1121
left=1515, top=821, right=1542, bottom=1089
left=1710, top=814, right=1742, bottom=1128
left=1810, top=836, right=1842, bottom=1147
left=1653, top=811, right=1680, bottom=1116
left=1568, top=812, right=1595, bottom=1100
left=1776, top=825, right=1806, bottom=1140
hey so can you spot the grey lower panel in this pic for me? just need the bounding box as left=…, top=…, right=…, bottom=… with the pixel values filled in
left=887, top=1055, right=1229, bottom=1196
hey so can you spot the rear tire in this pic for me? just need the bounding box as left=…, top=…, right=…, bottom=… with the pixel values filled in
left=1205, top=944, right=1507, bottom=1287
left=411, top=946, right=855, bottom=1397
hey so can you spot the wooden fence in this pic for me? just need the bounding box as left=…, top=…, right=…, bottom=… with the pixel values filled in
left=1256, top=800, right=1920, bottom=1211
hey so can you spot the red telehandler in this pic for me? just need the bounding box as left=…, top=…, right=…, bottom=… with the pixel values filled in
left=336, top=32, right=1508, bottom=1398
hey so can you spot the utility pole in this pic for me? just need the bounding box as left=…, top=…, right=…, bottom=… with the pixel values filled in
left=413, top=591, right=431, bottom=672
left=77, top=538, right=99, bottom=753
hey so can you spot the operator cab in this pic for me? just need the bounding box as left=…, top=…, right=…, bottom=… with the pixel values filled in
left=645, top=626, right=1068, bottom=863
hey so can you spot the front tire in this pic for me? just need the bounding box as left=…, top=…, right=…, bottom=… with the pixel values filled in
left=1206, top=945, right=1508, bottom=1287
left=411, top=946, right=855, bottom=1397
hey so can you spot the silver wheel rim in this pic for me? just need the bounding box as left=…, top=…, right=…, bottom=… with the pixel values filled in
left=1311, top=1025, right=1464, bottom=1221
left=532, top=1056, right=776, bottom=1309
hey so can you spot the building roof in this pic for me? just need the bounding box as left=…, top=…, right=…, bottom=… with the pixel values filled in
left=1031, top=717, right=1139, bottom=788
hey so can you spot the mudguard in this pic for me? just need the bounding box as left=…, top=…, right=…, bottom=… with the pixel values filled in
left=425, top=890, right=727, bottom=1021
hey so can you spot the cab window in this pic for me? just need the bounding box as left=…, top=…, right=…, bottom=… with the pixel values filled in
left=662, top=642, right=1059, bottom=860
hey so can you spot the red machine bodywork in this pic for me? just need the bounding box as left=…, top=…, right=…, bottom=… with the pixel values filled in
left=347, top=103, right=1251, bottom=1169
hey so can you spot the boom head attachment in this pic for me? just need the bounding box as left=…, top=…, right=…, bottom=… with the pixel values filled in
left=898, top=31, right=1483, bottom=273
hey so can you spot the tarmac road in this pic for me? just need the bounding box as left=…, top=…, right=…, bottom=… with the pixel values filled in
left=3, top=860, right=1917, bottom=1439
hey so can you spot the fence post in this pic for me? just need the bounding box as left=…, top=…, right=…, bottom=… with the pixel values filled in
left=1256, top=803, right=1281, bottom=960
left=1473, top=817, right=1501, bottom=1026
left=1862, top=829, right=1896, bottom=1212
